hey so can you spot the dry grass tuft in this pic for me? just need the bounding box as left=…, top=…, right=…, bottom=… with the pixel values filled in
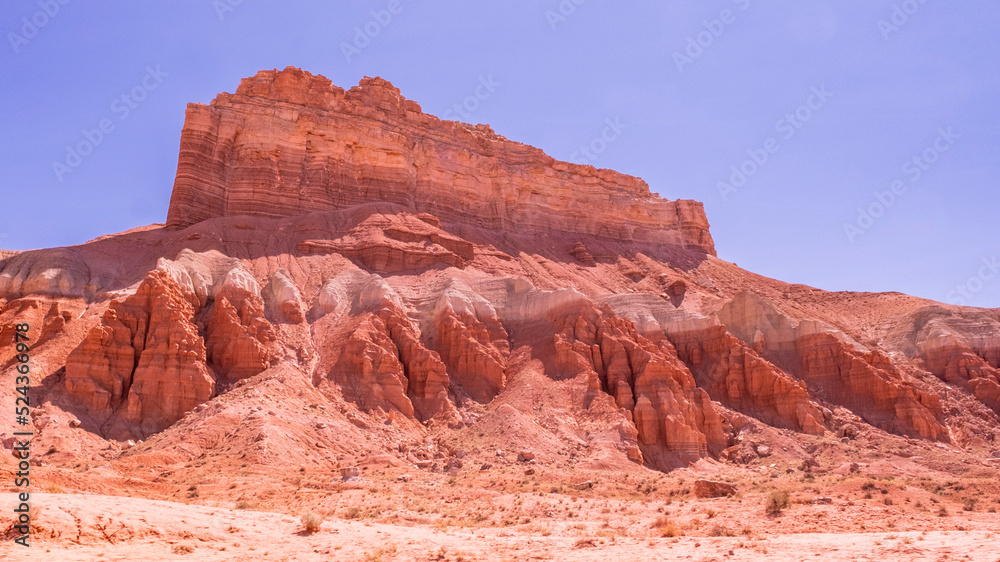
left=710, top=524, right=736, bottom=537
left=300, top=511, right=324, bottom=532
left=766, top=491, right=790, bottom=516
left=651, top=515, right=682, bottom=537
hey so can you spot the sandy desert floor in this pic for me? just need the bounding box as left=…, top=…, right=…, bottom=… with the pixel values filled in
left=5, top=450, right=1000, bottom=562
left=3, top=493, right=999, bottom=561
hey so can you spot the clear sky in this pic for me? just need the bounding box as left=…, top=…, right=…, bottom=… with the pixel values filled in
left=2, top=1, right=998, bottom=307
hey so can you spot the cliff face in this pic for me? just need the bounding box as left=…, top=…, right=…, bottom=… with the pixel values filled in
left=165, top=67, right=716, bottom=255
left=2, top=67, right=999, bottom=480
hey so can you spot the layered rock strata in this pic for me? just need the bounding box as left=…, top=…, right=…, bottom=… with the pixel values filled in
left=914, top=309, right=1000, bottom=415
left=5, top=68, right=997, bottom=476
left=717, top=292, right=945, bottom=439
left=547, top=299, right=727, bottom=468
left=165, top=67, right=715, bottom=254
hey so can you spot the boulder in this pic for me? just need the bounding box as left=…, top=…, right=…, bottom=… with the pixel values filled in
left=693, top=479, right=737, bottom=498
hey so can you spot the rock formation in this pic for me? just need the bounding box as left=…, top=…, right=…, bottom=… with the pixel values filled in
left=3, top=67, right=999, bottom=479
left=914, top=308, right=1000, bottom=415
left=64, top=268, right=215, bottom=439
left=547, top=299, right=727, bottom=467
left=63, top=256, right=278, bottom=439
left=326, top=277, right=457, bottom=424
left=667, top=323, right=827, bottom=435
left=717, top=292, right=945, bottom=439
left=165, top=67, right=716, bottom=254
left=206, top=268, right=276, bottom=381
left=693, top=479, right=738, bottom=498
left=429, top=283, right=509, bottom=404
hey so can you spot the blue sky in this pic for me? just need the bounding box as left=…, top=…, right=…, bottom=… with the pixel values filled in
left=2, top=1, right=998, bottom=307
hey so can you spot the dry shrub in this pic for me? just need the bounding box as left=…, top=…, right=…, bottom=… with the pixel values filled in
left=710, top=524, right=736, bottom=537
left=301, top=511, right=324, bottom=532
left=364, top=544, right=397, bottom=561
left=651, top=515, right=681, bottom=537
left=765, top=491, right=790, bottom=516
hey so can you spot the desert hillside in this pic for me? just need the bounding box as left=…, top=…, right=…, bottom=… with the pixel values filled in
left=2, top=67, right=998, bottom=561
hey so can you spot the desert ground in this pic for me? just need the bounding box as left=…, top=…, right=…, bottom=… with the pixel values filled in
left=5, top=422, right=1000, bottom=560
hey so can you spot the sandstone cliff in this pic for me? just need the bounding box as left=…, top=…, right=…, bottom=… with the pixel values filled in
left=165, top=67, right=716, bottom=254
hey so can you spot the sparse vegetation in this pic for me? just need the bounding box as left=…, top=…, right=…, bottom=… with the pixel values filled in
left=709, top=524, right=736, bottom=537
left=300, top=511, right=323, bottom=532
left=651, top=515, right=681, bottom=537
left=364, top=544, right=397, bottom=561
left=766, top=491, right=790, bottom=516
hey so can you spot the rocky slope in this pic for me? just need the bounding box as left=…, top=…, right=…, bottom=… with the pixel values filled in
left=1, top=68, right=999, bottom=484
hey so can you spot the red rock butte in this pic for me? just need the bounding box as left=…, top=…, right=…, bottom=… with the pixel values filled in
left=165, top=67, right=716, bottom=255
left=1, top=67, right=998, bottom=489
left=3, top=67, right=1000, bottom=561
